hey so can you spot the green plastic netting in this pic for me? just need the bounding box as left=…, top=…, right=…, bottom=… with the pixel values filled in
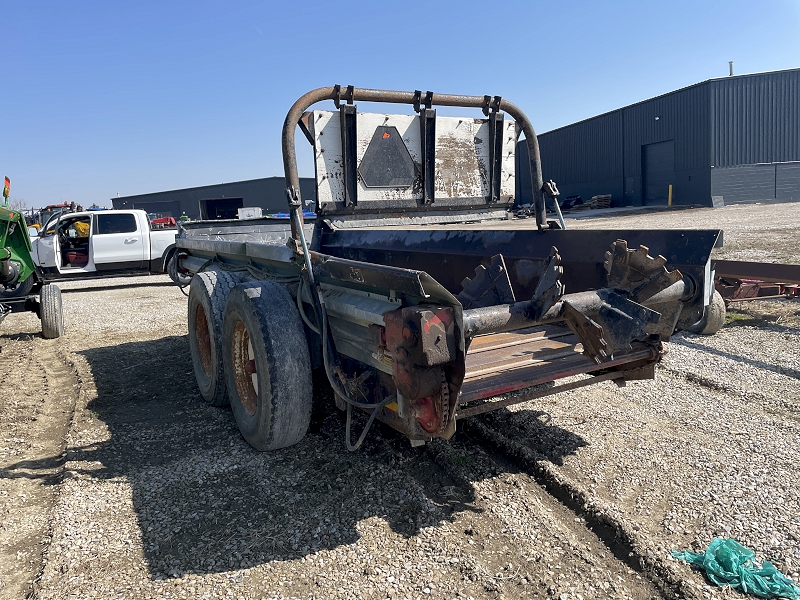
left=672, top=538, right=800, bottom=599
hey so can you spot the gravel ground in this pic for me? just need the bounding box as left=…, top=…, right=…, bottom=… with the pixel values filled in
left=1, top=203, right=799, bottom=600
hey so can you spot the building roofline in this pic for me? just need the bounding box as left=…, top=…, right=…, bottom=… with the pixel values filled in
left=113, top=176, right=287, bottom=201
left=540, top=67, right=800, bottom=136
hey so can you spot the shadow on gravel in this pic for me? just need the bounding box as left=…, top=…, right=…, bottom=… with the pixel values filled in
left=478, top=409, right=588, bottom=466
left=59, top=280, right=175, bottom=294
left=63, top=335, right=586, bottom=579
left=0, top=331, right=42, bottom=341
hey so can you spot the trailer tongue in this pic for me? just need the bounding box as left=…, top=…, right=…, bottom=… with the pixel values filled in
left=177, top=86, right=720, bottom=451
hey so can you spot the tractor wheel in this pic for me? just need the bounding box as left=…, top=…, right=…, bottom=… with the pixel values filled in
left=188, top=269, right=239, bottom=406
left=40, top=284, right=64, bottom=339
left=222, top=280, right=312, bottom=451
left=1, top=274, right=34, bottom=299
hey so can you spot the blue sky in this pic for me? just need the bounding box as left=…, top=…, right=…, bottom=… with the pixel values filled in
left=2, top=0, right=799, bottom=208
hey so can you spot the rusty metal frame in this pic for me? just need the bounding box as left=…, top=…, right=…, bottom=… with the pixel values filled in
left=713, top=260, right=800, bottom=285
left=281, top=86, right=548, bottom=235
left=458, top=371, right=626, bottom=419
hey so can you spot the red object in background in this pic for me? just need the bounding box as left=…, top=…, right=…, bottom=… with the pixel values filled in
left=150, top=216, right=177, bottom=229
left=65, top=251, right=89, bottom=265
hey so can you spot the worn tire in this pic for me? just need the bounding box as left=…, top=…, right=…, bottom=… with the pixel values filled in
left=689, top=290, right=726, bottom=335
left=188, top=269, right=239, bottom=406
left=1, top=274, right=35, bottom=299
left=222, top=280, right=312, bottom=451
left=167, top=252, right=192, bottom=286
left=40, top=284, right=64, bottom=339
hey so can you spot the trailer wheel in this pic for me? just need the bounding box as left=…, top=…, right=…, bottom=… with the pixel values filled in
left=1, top=274, right=34, bottom=299
left=40, top=284, right=64, bottom=339
left=188, top=269, right=238, bottom=406
left=167, top=252, right=192, bottom=286
left=222, top=281, right=312, bottom=451
left=689, top=290, right=726, bottom=335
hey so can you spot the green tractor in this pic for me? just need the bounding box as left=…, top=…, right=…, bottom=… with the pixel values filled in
left=0, top=204, right=64, bottom=338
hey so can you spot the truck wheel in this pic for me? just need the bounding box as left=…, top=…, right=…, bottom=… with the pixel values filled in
left=689, top=290, right=726, bottom=335
left=188, top=270, right=238, bottom=406
left=222, top=281, right=313, bottom=451
left=167, top=252, right=192, bottom=286
left=40, top=284, right=64, bottom=339
left=1, top=274, right=34, bottom=299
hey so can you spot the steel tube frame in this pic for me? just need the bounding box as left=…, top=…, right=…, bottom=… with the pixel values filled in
left=281, top=86, right=548, bottom=234
left=462, top=277, right=694, bottom=338
left=713, top=260, right=800, bottom=285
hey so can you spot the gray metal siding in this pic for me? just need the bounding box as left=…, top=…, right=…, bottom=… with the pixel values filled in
left=777, top=162, right=800, bottom=201
left=535, top=111, right=624, bottom=205
left=621, top=83, right=710, bottom=206
left=711, top=71, right=800, bottom=167
left=711, top=164, right=777, bottom=202
left=712, top=161, right=800, bottom=203
left=622, top=83, right=709, bottom=175
left=112, top=177, right=316, bottom=220
left=533, top=82, right=711, bottom=207
left=539, top=112, right=623, bottom=184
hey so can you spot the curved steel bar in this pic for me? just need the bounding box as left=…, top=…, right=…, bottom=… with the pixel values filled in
left=281, top=86, right=548, bottom=236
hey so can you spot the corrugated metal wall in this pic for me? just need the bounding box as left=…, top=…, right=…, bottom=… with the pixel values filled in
left=539, top=112, right=624, bottom=185
left=112, top=177, right=316, bottom=219
left=531, top=81, right=711, bottom=207
left=535, top=112, right=624, bottom=205
left=621, top=83, right=710, bottom=206
left=529, top=69, right=800, bottom=207
left=711, top=70, right=800, bottom=167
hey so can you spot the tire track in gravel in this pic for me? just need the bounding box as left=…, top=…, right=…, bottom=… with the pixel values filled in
left=0, top=337, right=79, bottom=600
left=413, top=422, right=674, bottom=600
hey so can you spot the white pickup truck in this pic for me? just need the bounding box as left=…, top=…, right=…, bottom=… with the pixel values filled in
left=2, top=209, right=180, bottom=297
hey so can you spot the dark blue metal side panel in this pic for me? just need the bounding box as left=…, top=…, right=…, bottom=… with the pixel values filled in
left=711, top=70, right=800, bottom=167
left=530, top=81, right=712, bottom=208
left=621, top=83, right=710, bottom=206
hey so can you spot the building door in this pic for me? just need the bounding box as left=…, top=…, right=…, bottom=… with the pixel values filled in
left=642, top=140, right=674, bottom=205
left=200, top=198, right=244, bottom=220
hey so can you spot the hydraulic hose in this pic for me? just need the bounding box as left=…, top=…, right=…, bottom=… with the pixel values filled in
left=296, top=277, right=320, bottom=335
left=316, top=284, right=396, bottom=451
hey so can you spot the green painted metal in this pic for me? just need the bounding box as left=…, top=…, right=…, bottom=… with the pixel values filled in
left=0, top=205, right=36, bottom=287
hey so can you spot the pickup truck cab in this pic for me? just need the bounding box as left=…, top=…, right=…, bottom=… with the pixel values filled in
left=29, top=209, right=178, bottom=283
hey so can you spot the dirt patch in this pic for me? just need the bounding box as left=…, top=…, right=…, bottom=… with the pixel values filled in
left=0, top=336, right=78, bottom=599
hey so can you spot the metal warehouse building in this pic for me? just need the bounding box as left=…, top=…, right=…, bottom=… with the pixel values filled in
left=525, top=68, right=800, bottom=208
left=111, top=177, right=316, bottom=220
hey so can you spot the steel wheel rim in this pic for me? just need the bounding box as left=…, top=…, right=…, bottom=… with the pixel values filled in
left=232, top=319, right=258, bottom=416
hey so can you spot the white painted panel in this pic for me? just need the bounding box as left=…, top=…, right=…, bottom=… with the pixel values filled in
left=310, top=110, right=516, bottom=208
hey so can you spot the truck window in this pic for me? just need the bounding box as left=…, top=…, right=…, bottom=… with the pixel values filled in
left=96, top=213, right=137, bottom=235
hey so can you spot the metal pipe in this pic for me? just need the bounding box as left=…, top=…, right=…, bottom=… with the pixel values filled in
left=281, top=86, right=548, bottom=232
left=642, top=277, right=695, bottom=305
left=463, top=278, right=694, bottom=339
left=181, top=255, right=209, bottom=274
left=462, top=292, right=590, bottom=338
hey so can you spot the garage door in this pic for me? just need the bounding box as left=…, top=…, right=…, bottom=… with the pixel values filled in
left=642, top=140, right=674, bottom=205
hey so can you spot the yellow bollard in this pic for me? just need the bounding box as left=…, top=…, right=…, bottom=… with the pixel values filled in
left=668, top=184, right=673, bottom=206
